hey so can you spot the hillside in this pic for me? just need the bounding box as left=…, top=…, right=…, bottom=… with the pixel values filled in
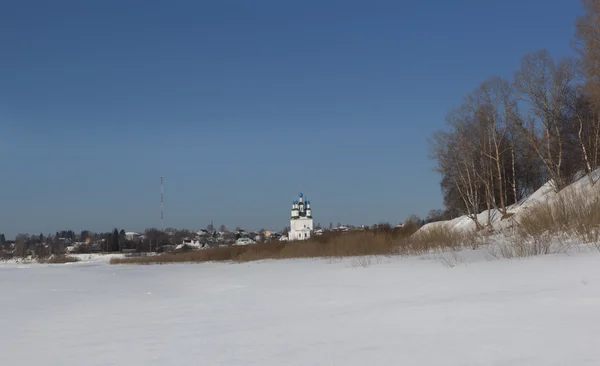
left=417, top=169, right=600, bottom=235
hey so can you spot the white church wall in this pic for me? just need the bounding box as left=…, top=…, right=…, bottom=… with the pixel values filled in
left=289, top=193, right=314, bottom=241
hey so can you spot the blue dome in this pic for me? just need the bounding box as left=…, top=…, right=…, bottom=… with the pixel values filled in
left=299, top=192, right=303, bottom=198
left=306, top=200, right=310, bottom=204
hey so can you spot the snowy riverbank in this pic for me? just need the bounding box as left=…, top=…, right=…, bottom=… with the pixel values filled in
left=2, top=246, right=600, bottom=365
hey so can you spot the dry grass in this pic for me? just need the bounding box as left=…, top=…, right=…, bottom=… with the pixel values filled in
left=110, top=245, right=252, bottom=265
left=515, top=184, right=600, bottom=253
left=111, top=231, right=402, bottom=265
left=111, top=223, right=482, bottom=265
left=484, top=182, right=600, bottom=259
left=350, top=256, right=373, bottom=268
left=438, top=250, right=466, bottom=268
left=406, top=224, right=483, bottom=254
left=38, top=255, right=80, bottom=264
left=491, top=234, right=558, bottom=259
left=279, top=231, right=399, bottom=259
left=111, top=182, right=600, bottom=266
left=113, top=177, right=600, bottom=265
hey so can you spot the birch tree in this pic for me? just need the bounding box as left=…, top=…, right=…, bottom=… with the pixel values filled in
left=576, top=0, right=600, bottom=107
left=514, top=50, right=576, bottom=191
left=474, top=77, right=517, bottom=217
left=430, top=108, right=485, bottom=230
left=566, top=85, right=600, bottom=184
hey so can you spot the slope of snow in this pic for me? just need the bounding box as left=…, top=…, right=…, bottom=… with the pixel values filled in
left=418, top=169, right=600, bottom=234
left=2, top=250, right=600, bottom=365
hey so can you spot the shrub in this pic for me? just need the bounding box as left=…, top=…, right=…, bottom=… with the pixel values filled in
left=406, top=224, right=481, bottom=254
left=493, top=234, right=555, bottom=259
left=0, top=251, right=13, bottom=261
left=516, top=184, right=600, bottom=250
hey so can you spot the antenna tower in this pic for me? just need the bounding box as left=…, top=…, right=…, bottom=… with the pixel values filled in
left=160, top=176, right=164, bottom=231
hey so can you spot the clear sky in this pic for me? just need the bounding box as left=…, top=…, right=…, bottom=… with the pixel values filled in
left=0, top=0, right=582, bottom=238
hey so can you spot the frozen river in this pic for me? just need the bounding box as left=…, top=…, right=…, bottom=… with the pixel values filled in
left=2, top=250, right=600, bottom=365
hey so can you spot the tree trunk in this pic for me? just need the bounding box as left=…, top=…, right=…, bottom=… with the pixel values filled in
left=494, top=143, right=507, bottom=216
left=554, top=119, right=564, bottom=189
left=594, top=119, right=600, bottom=169
left=511, top=146, right=518, bottom=203
left=578, top=114, right=595, bottom=186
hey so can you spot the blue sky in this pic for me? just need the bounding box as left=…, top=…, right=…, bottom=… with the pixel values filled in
left=0, top=0, right=582, bottom=238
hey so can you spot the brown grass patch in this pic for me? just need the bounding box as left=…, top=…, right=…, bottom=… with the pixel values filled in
left=491, top=234, right=557, bottom=259
left=515, top=184, right=600, bottom=252
left=111, top=225, right=413, bottom=265
left=485, top=183, right=600, bottom=259
left=408, top=224, right=483, bottom=253
left=111, top=232, right=400, bottom=265
left=110, top=223, right=479, bottom=265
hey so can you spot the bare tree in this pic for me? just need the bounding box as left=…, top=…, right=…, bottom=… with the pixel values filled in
left=473, top=77, right=517, bottom=217
left=430, top=117, right=484, bottom=230
left=426, top=209, right=447, bottom=223
left=514, top=50, right=577, bottom=191
left=575, top=1, right=600, bottom=181
left=15, top=234, right=27, bottom=258
left=472, top=107, right=496, bottom=227
left=565, top=84, right=600, bottom=185
left=576, top=0, right=600, bottom=107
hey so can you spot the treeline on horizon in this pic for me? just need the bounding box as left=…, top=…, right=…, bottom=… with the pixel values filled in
left=0, top=224, right=235, bottom=245
left=0, top=229, right=155, bottom=256
left=0, top=218, right=435, bottom=249
left=429, top=0, right=600, bottom=230
left=0, top=220, right=433, bottom=257
left=0, top=227, right=228, bottom=254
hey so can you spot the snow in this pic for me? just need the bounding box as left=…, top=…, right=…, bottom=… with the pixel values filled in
left=175, top=242, right=206, bottom=250
left=2, top=248, right=600, bottom=365
left=418, top=168, right=600, bottom=234
left=69, top=253, right=128, bottom=262
left=0, top=253, right=126, bottom=267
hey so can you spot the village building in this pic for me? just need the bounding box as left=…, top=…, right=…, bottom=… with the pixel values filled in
left=289, top=192, right=314, bottom=241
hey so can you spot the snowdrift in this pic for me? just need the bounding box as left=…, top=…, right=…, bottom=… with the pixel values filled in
left=417, top=169, right=600, bottom=234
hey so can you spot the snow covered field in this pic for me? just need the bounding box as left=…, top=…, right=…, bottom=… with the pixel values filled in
left=2, top=249, right=600, bottom=365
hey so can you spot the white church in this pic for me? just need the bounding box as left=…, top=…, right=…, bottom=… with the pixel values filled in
left=289, top=192, right=314, bottom=241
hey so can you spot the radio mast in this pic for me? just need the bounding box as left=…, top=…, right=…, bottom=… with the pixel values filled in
left=160, top=176, right=164, bottom=231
